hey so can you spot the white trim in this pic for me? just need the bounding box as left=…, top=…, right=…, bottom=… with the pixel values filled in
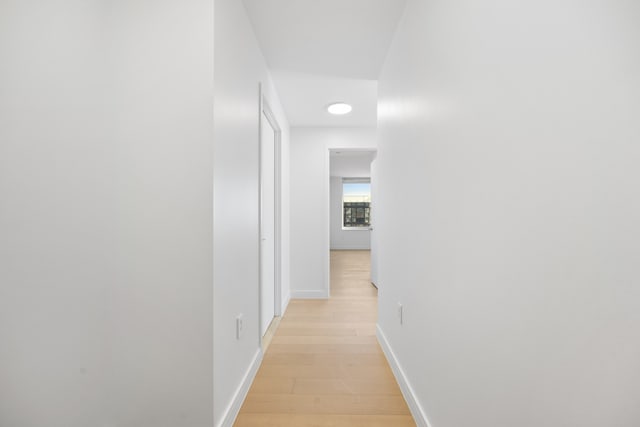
left=281, top=291, right=291, bottom=314
left=376, top=325, right=433, bottom=427
left=257, top=83, right=264, bottom=347
left=263, top=99, right=283, bottom=318
left=325, top=148, right=331, bottom=298
left=342, top=177, right=371, bottom=184
left=216, top=348, right=263, bottom=427
left=330, top=245, right=371, bottom=251
left=290, top=289, right=329, bottom=299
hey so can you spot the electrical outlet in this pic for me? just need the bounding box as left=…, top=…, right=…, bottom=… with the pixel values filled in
left=236, top=314, right=244, bottom=339
left=397, top=303, right=403, bottom=325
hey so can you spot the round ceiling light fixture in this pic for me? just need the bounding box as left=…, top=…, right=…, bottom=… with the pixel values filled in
left=327, top=102, right=352, bottom=115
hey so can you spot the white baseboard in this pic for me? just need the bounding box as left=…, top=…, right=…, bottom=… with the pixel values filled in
left=216, top=348, right=263, bottom=427
left=376, top=325, right=432, bottom=427
left=330, top=246, right=371, bottom=251
left=290, top=289, right=329, bottom=299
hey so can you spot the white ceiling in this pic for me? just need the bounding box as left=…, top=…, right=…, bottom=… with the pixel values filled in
left=243, top=0, right=407, bottom=127
left=330, top=150, right=376, bottom=177
left=270, top=70, right=377, bottom=127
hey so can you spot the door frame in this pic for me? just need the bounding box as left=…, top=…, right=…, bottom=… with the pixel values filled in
left=369, top=154, right=379, bottom=287
left=258, top=84, right=282, bottom=347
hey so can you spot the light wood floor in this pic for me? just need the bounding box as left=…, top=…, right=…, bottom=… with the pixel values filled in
left=235, top=250, right=415, bottom=426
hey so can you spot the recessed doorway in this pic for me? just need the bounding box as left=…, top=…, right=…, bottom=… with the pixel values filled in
left=259, top=94, right=282, bottom=348
left=328, top=149, right=378, bottom=293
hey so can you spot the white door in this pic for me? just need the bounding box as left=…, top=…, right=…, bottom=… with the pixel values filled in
left=260, top=111, right=276, bottom=336
left=370, top=157, right=379, bottom=287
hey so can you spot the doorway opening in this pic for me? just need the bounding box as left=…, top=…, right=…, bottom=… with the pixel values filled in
left=327, top=149, right=378, bottom=296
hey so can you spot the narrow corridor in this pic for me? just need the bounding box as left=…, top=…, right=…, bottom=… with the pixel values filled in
left=235, top=250, right=415, bottom=426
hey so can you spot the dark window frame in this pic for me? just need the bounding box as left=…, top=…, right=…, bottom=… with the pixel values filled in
left=342, top=178, right=371, bottom=228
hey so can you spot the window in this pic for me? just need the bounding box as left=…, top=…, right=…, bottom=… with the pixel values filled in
left=342, top=179, right=371, bottom=228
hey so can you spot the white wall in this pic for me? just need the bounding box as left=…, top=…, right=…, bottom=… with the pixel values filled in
left=330, top=177, right=371, bottom=250
left=330, top=153, right=375, bottom=177
left=0, top=1, right=215, bottom=426
left=290, top=128, right=376, bottom=298
left=213, top=0, right=290, bottom=425
left=377, top=1, right=640, bottom=427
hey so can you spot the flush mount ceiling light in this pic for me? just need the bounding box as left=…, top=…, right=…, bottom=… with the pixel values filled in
left=327, top=102, right=352, bottom=115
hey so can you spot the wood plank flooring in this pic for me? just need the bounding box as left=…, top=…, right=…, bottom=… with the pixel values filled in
left=235, top=250, right=415, bottom=426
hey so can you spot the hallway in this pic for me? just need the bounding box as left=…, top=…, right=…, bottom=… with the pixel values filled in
left=235, top=251, right=415, bottom=426
left=4, top=1, right=640, bottom=426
